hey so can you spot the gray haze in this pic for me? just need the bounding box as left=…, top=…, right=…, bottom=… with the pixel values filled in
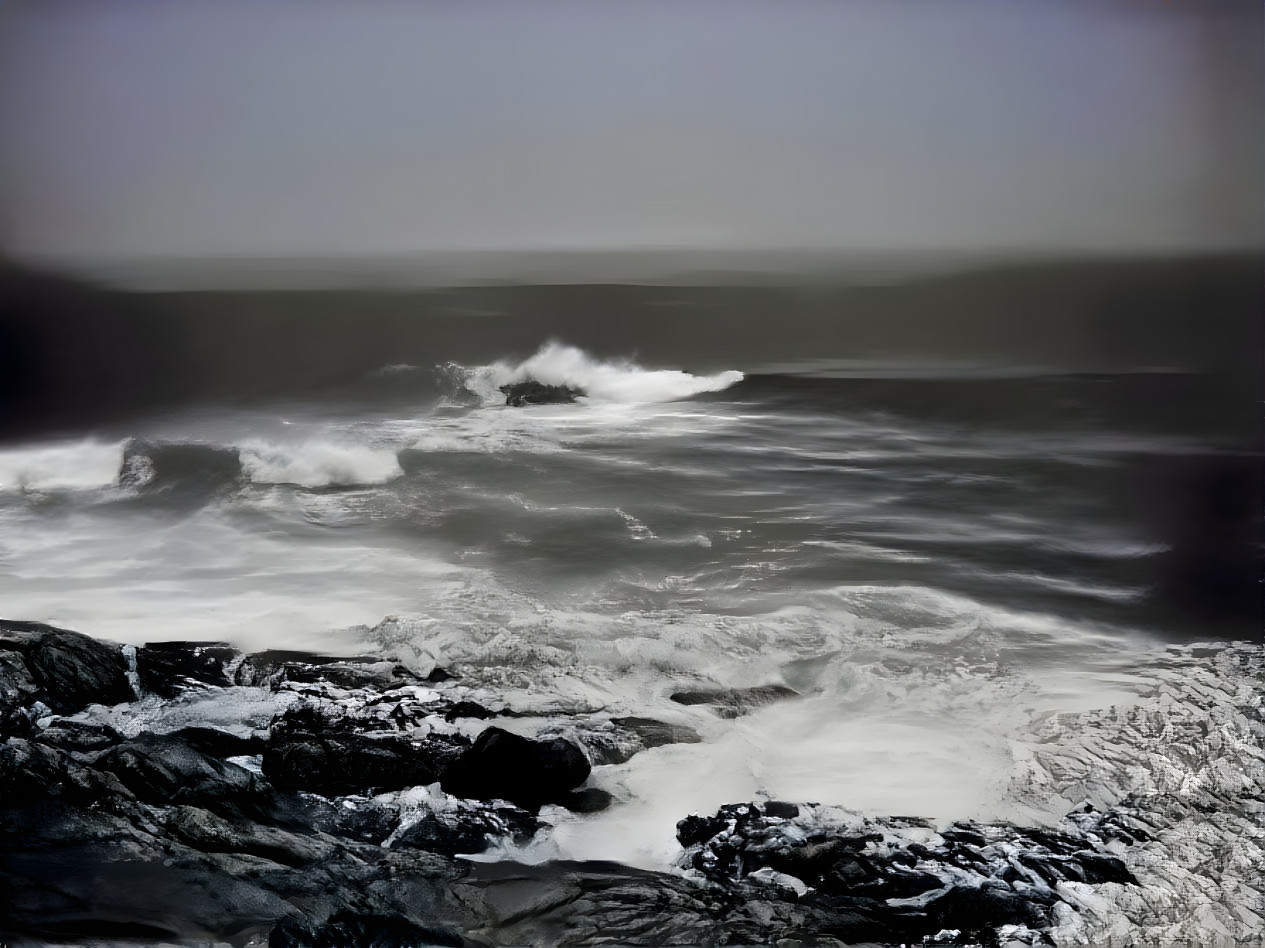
left=0, top=0, right=1260, bottom=264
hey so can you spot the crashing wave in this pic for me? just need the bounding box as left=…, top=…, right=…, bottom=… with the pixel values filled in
left=0, top=438, right=126, bottom=493
left=451, top=342, right=743, bottom=406
left=238, top=440, right=402, bottom=488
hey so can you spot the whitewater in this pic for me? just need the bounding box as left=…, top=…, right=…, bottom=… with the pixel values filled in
left=1, top=342, right=1260, bottom=945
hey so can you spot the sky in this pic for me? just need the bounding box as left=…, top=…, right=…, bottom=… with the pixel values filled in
left=0, top=0, right=1260, bottom=263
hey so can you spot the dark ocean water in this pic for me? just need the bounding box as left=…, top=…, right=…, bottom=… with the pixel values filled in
left=0, top=256, right=1260, bottom=867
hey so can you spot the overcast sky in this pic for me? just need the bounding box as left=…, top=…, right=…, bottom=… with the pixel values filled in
left=0, top=0, right=1260, bottom=261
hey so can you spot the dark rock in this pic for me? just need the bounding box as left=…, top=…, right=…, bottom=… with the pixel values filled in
left=272, top=659, right=406, bottom=690
left=3, top=830, right=464, bottom=947
left=134, top=640, right=240, bottom=697
left=763, top=800, right=800, bottom=819
left=263, top=732, right=461, bottom=796
left=34, top=718, right=125, bottom=753
left=169, top=724, right=265, bottom=759
left=443, top=699, right=494, bottom=721
left=392, top=800, right=539, bottom=857
left=0, top=648, right=40, bottom=737
left=0, top=620, right=134, bottom=714
left=165, top=804, right=339, bottom=868
left=927, top=881, right=1047, bottom=934
left=675, top=801, right=1141, bottom=947
left=546, top=716, right=704, bottom=766
left=453, top=859, right=815, bottom=948
left=269, top=910, right=463, bottom=948
left=440, top=726, right=591, bottom=810
left=317, top=797, right=400, bottom=845
left=557, top=787, right=615, bottom=813
left=1072, top=850, right=1136, bottom=885
left=97, top=732, right=272, bottom=820
left=499, top=380, right=583, bottom=407
left=235, top=648, right=383, bottom=686
left=677, top=812, right=730, bottom=848
left=0, top=737, right=135, bottom=807
left=425, top=666, right=457, bottom=683
left=611, top=715, right=703, bottom=749
left=669, top=684, right=799, bottom=718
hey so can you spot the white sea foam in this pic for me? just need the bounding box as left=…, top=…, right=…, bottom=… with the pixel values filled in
left=238, top=440, right=402, bottom=487
left=460, top=342, right=743, bottom=405
left=0, top=439, right=126, bottom=492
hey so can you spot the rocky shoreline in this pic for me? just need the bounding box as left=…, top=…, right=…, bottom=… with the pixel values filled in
left=0, top=619, right=1251, bottom=947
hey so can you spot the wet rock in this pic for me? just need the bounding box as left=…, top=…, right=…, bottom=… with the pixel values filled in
left=134, top=640, right=239, bottom=696
left=34, top=718, right=125, bottom=753
left=540, top=716, right=703, bottom=766
left=444, top=699, right=494, bottom=721
left=269, top=910, right=464, bottom=948
left=168, top=724, right=265, bottom=759
left=235, top=648, right=383, bottom=686
left=262, top=732, right=463, bottom=796
left=556, top=787, right=614, bottom=813
left=440, top=726, right=591, bottom=810
left=675, top=801, right=1138, bottom=947
left=499, top=380, right=583, bottom=406
left=0, top=620, right=133, bottom=714
left=165, top=804, right=339, bottom=868
left=392, top=800, right=539, bottom=857
left=669, top=684, right=800, bottom=718
left=272, top=659, right=407, bottom=690
left=0, top=648, right=40, bottom=736
left=97, top=732, right=273, bottom=820
left=0, top=737, right=135, bottom=807
left=316, top=796, right=401, bottom=844
left=453, top=859, right=814, bottom=948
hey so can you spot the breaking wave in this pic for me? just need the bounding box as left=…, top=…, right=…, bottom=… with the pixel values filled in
left=453, top=342, right=744, bottom=406
left=238, top=440, right=402, bottom=488
left=0, top=439, right=126, bottom=493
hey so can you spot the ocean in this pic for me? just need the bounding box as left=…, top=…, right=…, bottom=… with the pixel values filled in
left=0, top=254, right=1261, bottom=936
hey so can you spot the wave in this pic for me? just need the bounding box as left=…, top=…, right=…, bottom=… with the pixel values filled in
left=238, top=440, right=402, bottom=488
left=453, top=342, right=743, bottom=406
left=119, top=441, right=244, bottom=496
left=0, top=439, right=126, bottom=493
left=0, top=436, right=405, bottom=497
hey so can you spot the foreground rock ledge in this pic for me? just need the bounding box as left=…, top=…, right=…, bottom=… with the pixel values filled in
left=1, top=620, right=1150, bottom=946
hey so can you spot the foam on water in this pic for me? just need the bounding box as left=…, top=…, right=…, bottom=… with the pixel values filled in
left=238, top=439, right=403, bottom=487
left=459, top=342, right=744, bottom=405
left=354, top=574, right=1168, bottom=871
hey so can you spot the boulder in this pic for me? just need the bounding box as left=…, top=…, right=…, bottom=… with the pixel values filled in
left=262, top=732, right=464, bottom=796
left=0, top=620, right=133, bottom=714
left=98, top=732, right=273, bottom=821
left=439, top=726, right=591, bottom=810
left=134, top=640, right=239, bottom=697
left=392, top=800, right=539, bottom=857
left=0, top=737, right=135, bottom=807
left=499, top=380, right=583, bottom=407
left=669, top=684, right=799, bottom=718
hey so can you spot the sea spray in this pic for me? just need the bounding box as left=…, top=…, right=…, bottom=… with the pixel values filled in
left=456, top=342, right=744, bottom=406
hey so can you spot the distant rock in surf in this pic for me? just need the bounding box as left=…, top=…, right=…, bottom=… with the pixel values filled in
left=669, top=683, right=799, bottom=718
left=499, top=379, right=583, bottom=406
